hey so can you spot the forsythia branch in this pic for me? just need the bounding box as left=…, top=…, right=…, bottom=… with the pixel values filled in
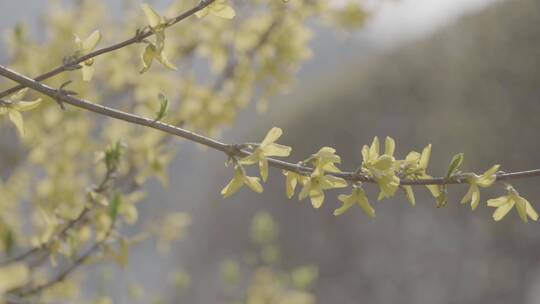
left=0, top=0, right=217, bottom=99
left=1, top=64, right=539, bottom=187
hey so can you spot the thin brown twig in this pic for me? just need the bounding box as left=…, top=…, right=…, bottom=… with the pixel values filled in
left=1, top=64, right=539, bottom=186
left=12, top=223, right=115, bottom=297
left=0, top=0, right=216, bottom=99
left=0, top=160, right=114, bottom=267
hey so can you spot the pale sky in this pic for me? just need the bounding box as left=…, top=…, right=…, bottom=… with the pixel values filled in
left=0, top=0, right=499, bottom=38
left=359, top=0, right=499, bottom=46
left=0, top=0, right=499, bottom=52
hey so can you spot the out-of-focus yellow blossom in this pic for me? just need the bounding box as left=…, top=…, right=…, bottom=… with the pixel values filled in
left=74, top=30, right=102, bottom=81
left=0, top=262, right=29, bottom=296
left=461, top=164, right=500, bottom=210
left=487, top=185, right=538, bottom=222
left=140, top=4, right=177, bottom=73
left=0, top=88, right=42, bottom=136
left=195, top=0, right=236, bottom=19
left=239, top=127, right=291, bottom=181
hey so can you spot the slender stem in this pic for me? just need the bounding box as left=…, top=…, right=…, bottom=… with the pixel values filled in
left=14, top=224, right=115, bottom=297
left=0, top=161, right=114, bottom=266
left=1, top=64, right=540, bottom=186
left=0, top=0, right=216, bottom=99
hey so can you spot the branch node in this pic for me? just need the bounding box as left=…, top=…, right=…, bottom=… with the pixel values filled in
left=62, top=56, right=82, bottom=71
left=53, top=81, right=79, bottom=110
left=224, top=144, right=242, bottom=157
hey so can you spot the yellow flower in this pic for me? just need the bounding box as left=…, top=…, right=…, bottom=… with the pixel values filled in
left=310, top=147, right=342, bottom=174
left=299, top=172, right=347, bottom=208
left=0, top=88, right=42, bottom=136
left=195, top=0, right=236, bottom=19
left=361, top=136, right=400, bottom=200
left=401, top=144, right=431, bottom=177
left=282, top=170, right=307, bottom=199
left=402, top=185, right=416, bottom=206
left=487, top=186, right=538, bottom=222
left=461, top=164, right=499, bottom=210
left=140, top=4, right=177, bottom=73
left=74, top=30, right=102, bottom=81
left=221, top=165, right=263, bottom=198
left=239, top=127, right=291, bottom=181
left=400, top=144, right=440, bottom=205
left=0, top=262, right=29, bottom=296
left=335, top=185, right=375, bottom=217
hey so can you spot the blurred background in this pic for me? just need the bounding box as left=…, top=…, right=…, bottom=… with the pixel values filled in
left=2, top=0, right=540, bottom=303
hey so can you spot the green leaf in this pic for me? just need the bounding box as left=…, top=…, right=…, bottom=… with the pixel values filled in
left=155, top=93, right=168, bottom=121
left=140, top=44, right=156, bottom=74
left=446, top=153, right=464, bottom=178
left=104, top=141, right=124, bottom=172
left=109, top=193, right=122, bottom=221
left=2, top=228, right=15, bottom=255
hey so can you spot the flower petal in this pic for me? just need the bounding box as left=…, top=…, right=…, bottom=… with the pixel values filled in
left=419, top=144, right=432, bottom=169
left=259, top=159, right=269, bottom=182
left=155, top=51, right=177, bottom=71
left=244, top=176, right=263, bottom=193
left=487, top=196, right=509, bottom=208
left=140, top=44, right=156, bottom=74
left=357, top=192, right=375, bottom=218
left=221, top=168, right=245, bottom=198
left=9, top=88, right=28, bottom=102
left=284, top=171, right=298, bottom=199
left=264, top=143, right=291, bottom=157
left=492, top=200, right=514, bottom=221
left=12, top=98, right=41, bottom=112
left=195, top=7, right=210, bottom=18
left=476, top=164, right=500, bottom=187
left=141, top=3, right=164, bottom=28
left=460, top=184, right=475, bottom=205
left=515, top=196, right=528, bottom=222
left=369, top=136, right=379, bottom=159
left=310, top=190, right=325, bottom=208
left=8, top=109, right=24, bottom=136
left=238, top=151, right=260, bottom=165
left=210, top=4, right=236, bottom=19
left=361, top=145, right=369, bottom=163
left=298, top=181, right=311, bottom=201
left=403, top=185, right=415, bottom=206
left=82, top=65, right=95, bottom=82
left=82, top=30, right=101, bottom=53
left=325, top=176, right=348, bottom=189
left=384, top=136, right=395, bottom=157
left=470, top=186, right=480, bottom=210
left=261, top=127, right=282, bottom=147
left=334, top=195, right=354, bottom=216
left=525, top=199, right=539, bottom=221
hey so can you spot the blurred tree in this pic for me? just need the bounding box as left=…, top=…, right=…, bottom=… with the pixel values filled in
left=0, top=0, right=538, bottom=303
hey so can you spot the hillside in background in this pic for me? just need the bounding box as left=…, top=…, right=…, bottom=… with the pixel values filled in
left=171, top=0, right=540, bottom=303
